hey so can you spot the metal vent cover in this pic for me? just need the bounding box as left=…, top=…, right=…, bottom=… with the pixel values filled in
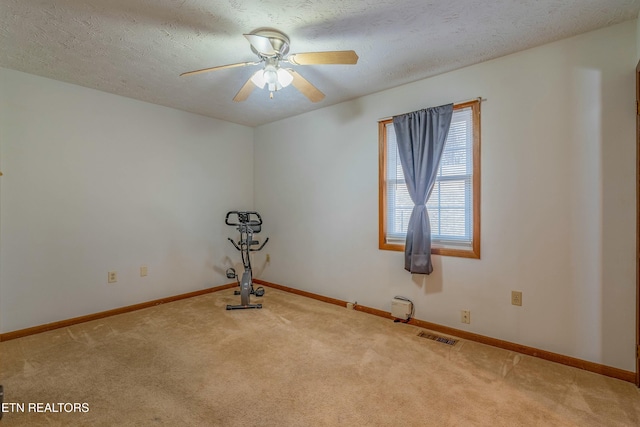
left=417, top=331, right=458, bottom=346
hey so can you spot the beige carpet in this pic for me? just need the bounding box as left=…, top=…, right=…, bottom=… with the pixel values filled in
left=1, top=286, right=639, bottom=426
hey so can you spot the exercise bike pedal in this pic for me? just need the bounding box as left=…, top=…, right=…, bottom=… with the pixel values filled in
left=226, top=268, right=237, bottom=279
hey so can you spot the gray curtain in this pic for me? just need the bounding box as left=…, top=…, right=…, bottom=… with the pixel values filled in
left=393, top=104, right=453, bottom=274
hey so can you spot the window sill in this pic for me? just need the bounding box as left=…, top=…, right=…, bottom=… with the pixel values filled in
left=379, top=241, right=480, bottom=259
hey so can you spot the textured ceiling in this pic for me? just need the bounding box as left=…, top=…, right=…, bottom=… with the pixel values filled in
left=1, top=0, right=639, bottom=127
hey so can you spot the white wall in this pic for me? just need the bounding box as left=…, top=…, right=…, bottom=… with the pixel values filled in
left=637, top=13, right=640, bottom=62
left=0, top=68, right=254, bottom=332
left=254, top=20, right=637, bottom=371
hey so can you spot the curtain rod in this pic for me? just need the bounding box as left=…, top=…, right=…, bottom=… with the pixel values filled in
left=378, top=97, right=485, bottom=121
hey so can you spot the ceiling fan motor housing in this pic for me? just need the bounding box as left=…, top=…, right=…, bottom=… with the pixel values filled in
left=248, top=29, right=290, bottom=57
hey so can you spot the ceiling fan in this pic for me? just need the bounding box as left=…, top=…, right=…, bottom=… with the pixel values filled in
left=180, top=29, right=358, bottom=103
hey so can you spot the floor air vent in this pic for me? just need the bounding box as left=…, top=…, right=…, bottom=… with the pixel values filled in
left=417, top=331, right=458, bottom=346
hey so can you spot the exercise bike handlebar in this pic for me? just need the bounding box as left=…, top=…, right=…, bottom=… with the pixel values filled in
left=227, top=237, right=241, bottom=251
left=250, top=237, right=269, bottom=252
left=225, top=211, right=263, bottom=227
left=227, top=236, right=269, bottom=252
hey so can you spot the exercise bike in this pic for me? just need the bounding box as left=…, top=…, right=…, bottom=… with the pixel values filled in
left=225, top=211, right=269, bottom=310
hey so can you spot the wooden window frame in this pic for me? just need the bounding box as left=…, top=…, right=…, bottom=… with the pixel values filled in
left=378, top=100, right=481, bottom=259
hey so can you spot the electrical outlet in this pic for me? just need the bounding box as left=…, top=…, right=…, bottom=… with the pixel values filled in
left=108, top=271, right=118, bottom=283
left=511, top=291, right=522, bottom=306
left=461, top=310, right=470, bottom=324
left=266, top=254, right=270, bottom=263
left=140, top=266, right=148, bottom=277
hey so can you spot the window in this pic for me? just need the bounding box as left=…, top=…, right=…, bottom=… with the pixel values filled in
left=378, top=100, right=480, bottom=258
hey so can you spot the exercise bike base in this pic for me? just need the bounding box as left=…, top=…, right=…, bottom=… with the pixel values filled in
left=226, top=304, right=262, bottom=310
left=234, top=288, right=265, bottom=297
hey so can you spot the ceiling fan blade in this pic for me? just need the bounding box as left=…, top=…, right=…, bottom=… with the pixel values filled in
left=244, top=34, right=277, bottom=56
left=233, top=77, right=257, bottom=102
left=287, top=50, right=358, bottom=65
left=180, top=61, right=258, bottom=77
left=287, top=69, right=325, bottom=102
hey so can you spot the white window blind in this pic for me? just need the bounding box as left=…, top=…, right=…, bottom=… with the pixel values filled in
left=385, top=106, right=474, bottom=247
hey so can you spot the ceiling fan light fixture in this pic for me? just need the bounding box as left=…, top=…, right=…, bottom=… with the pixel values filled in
left=277, top=68, right=293, bottom=88
left=250, top=70, right=266, bottom=89
left=267, top=81, right=281, bottom=92
left=263, top=64, right=279, bottom=86
left=252, top=64, right=292, bottom=94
